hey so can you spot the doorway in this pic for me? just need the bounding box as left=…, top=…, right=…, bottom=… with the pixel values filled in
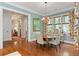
left=3, top=9, right=28, bottom=48
left=11, top=12, right=28, bottom=39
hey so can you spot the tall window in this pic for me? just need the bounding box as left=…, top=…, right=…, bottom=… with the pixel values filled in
left=63, top=15, right=70, bottom=33
left=54, top=15, right=70, bottom=33
left=63, top=15, right=70, bottom=23
left=55, top=17, right=60, bottom=24
left=54, top=16, right=61, bottom=29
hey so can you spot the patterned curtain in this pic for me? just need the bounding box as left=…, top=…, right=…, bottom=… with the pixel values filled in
left=69, top=10, right=75, bottom=39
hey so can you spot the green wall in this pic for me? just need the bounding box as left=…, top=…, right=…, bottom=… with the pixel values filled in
left=30, top=14, right=42, bottom=40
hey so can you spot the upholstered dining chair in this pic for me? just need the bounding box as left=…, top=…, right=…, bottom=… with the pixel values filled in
left=36, top=32, right=47, bottom=47
left=48, top=29, right=61, bottom=51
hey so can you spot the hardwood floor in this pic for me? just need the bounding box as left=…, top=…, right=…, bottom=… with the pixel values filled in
left=0, top=37, right=79, bottom=56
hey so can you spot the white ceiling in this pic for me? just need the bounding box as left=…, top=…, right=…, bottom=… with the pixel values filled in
left=9, top=2, right=75, bottom=16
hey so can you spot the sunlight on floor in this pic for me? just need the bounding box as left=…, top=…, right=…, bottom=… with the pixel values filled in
left=5, top=51, right=21, bottom=56
left=14, top=41, right=18, bottom=45
left=63, top=51, right=69, bottom=56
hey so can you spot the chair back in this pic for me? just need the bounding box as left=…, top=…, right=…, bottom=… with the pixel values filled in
left=53, top=35, right=60, bottom=45
left=36, top=32, right=44, bottom=44
left=52, top=29, right=61, bottom=45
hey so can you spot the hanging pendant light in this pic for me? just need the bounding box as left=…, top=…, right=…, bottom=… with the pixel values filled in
left=41, top=2, right=47, bottom=21
left=41, top=2, right=50, bottom=24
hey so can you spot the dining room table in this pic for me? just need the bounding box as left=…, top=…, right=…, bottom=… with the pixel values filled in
left=43, top=35, right=53, bottom=48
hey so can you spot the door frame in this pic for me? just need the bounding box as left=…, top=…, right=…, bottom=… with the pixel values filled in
left=0, top=6, right=31, bottom=41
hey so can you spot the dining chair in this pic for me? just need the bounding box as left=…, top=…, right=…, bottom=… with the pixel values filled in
left=36, top=32, right=47, bottom=47
left=48, top=29, right=61, bottom=51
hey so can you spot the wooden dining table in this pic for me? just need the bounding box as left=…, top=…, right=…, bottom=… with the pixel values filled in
left=43, top=35, right=53, bottom=44
left=43, top=35, right=53, bottom=49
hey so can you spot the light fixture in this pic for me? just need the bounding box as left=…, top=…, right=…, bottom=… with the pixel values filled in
left=41, top=2, right=49, bottom=22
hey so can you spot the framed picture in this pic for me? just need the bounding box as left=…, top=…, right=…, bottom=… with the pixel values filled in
left=33, top=18, right=41, bottom=31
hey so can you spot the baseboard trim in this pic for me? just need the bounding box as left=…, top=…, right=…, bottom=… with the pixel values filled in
left=3, top=38, right=12, bottom=42
left=3, top=40, right=13, bottom=43
left=28, top=38, right=36, bottom=42
left=63, top=41, right=75, bottom=45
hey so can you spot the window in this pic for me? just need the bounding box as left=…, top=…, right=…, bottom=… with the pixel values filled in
left=54, top=17, right=60, bottom=24
left=63, top=16, right=70, bottom=23
left=62, top=15, right=70, bottom=33
left=63, top=24, right=70, bottom=33
left=33, top=18, right=41, bottom=31
left=47, top=25, right=52, bottom=33
left=55, top=25, right=61, bottom=29
left=54, top=15, right=70, bottom=33
left=54, top=17, right=61, bottom=29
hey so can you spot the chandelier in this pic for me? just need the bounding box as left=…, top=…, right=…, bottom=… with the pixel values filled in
left=41, top=2, right=50, bottom=24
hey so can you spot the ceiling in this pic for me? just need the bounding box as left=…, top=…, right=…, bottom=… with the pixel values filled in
left=9, top=2, right=75, bottom=16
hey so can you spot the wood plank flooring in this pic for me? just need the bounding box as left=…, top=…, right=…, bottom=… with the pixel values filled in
left=0, top=37, right=79, bottom=56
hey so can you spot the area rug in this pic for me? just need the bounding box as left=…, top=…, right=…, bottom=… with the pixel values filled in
left=5, top=51, right=21, bottom=56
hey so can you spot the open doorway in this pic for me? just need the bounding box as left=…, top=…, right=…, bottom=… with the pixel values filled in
left=3, top=9, right=28, bottom=48
left=11, top=12, right=28, bottom=39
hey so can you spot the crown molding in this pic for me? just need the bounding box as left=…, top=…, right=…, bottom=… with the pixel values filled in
left=5, top=2, right=43, bottom=16
left=5, top=2, right=74, bottom=16
left=47, top=7, right=73, bottom=16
